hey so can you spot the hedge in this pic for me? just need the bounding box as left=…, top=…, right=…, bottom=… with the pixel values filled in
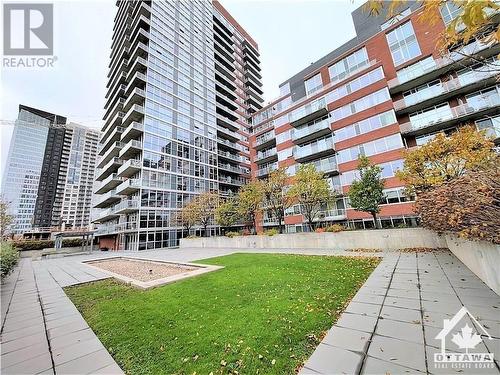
left=10, top=238, right=87, bottom=251
left=1, top=243, right=19, bottom=279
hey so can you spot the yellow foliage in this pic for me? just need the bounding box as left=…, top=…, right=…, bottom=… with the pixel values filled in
left=397, top=126, right=497, bottom=193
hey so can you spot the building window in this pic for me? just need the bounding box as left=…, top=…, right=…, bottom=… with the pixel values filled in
left=386, top=21, right=421, bottom=67
left=380, top=7, right=412, bottom=30
left=440, top=1, right=461, bottom=25
left=328, top=48, right=369, bottom=84
left=305, top=73, right=323, bottom=95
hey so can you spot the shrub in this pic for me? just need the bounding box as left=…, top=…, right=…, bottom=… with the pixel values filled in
left=315, top=228, right=325, bottom=233
left=225, top=231, right=240, bottom=238
left=325, top=224, right=344, bottom=233
left=1, top=243, right=19, bottom=279
left=11, top=238, right=86, bottom=251
left=416, top=166, right=499, bottom=244
left=264, top=229, right=279, bottom=236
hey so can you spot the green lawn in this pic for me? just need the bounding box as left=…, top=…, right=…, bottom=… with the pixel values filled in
left=66, top=253, right=378, bottom=374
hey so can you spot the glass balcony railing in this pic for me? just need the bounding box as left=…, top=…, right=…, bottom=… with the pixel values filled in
left=389, top=39, right=494, bottom=88
left=294, top=137, right=334, bottom=160
left=288, top=98, right=328, bottom=126
left=401, top=93, right=500, bottom=133
left=254, top=130, right=275, bottom=147
left=292, top=118, right=331, bottom=141
left=256, top=147, right=277, bottom=161
left=394, top=65, right=500, bottom=111
left=309, top=156, right=338, bottom=174
left=256, top=162, right=278, bottom=177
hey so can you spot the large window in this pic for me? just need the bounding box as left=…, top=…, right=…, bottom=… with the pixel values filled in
left=334, top=110, right=396, bottom=142
left=337, top=134, right=403, bottom=164
left=305, top=73, right=323, bottom=95
left=330, top=88, right=391, bottom=121
left=386, top=21, right=421, bottom=67
left=328, top=48, right=369, bottom=84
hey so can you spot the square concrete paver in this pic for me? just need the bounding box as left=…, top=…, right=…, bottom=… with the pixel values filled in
left=321, top=326, right=371, bottom=353
left=300, top=344, right=363, bottom=374
left=335, top=312, right=378, bottom=333
left=368, top=335, right=427, bottom=372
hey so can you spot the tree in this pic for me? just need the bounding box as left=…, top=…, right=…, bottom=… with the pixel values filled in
left=237, top=180, right=264, bottom=234
left=215, top=198, right=239, bottom=231
left=416, top=165, right=499, bottom=244
left=366, top=1, right=500, bottom=68
left=348, top=156, right=385, bottom=229
left=0, top=197, right=13, bottom=239
left=397, top=126, right=497, bottom=194
left=288, top=164, right=334, bottom=231
left=262, top=168, right=294, bottom=234
left=176, top=200, right=198, bottom=238
left=193, top=192, right=219, bottom=237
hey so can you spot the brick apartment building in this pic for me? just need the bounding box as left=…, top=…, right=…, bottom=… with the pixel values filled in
left=249, top=2, right=500, bottom=232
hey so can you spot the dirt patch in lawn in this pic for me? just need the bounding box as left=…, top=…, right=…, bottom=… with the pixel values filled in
left=89, top=258, right=199, bottom=282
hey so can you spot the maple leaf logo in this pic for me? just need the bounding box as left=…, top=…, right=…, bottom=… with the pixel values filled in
left=451, top=324, right=482, bottom=353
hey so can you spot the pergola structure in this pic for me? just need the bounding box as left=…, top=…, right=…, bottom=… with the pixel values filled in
left=53, top=231, right=95, bottom=252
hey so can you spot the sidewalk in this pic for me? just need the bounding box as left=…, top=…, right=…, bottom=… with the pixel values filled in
left=300, top=251, right=500, bottom=374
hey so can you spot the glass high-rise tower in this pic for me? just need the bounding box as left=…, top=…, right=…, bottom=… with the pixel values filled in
left=94, top=0, right=262, bottom=250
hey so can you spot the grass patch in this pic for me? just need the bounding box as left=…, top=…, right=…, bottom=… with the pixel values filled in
left=66, top=253, right=378, bottom=374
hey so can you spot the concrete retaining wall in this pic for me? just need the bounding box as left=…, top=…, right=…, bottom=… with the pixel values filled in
left=445, top=235, right=500, bottom=296
left=179, top=228, right=447, bottom=250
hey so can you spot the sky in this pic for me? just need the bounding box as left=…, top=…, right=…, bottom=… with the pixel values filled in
left=0, top=0, right=363, bottom=178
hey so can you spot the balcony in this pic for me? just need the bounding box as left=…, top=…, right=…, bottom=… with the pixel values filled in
left=117, top=159, right=141, bottom=177
left=125, top=71, right=146, bottom=96
left=393, top=66, right=500, bottom=114
left=318, top=208, right=347, bottom=221
left=218, top=163, right=249, bottom=175
left=388, top=39, right=500, bottom=93
left=114, top=199, right=139, bottom=214
left=95, top=173, right=125, bottom=194
left=128, top=56, right=147, bottom=78
left=255, top=147, right=277, bottom=164
left=122, top=104, right=144, bottom=128
left=119, top=139, right=142, bottom=159
left=294, top=137, right=334, bottom=163
left=256, top=162, right=278, bottom=178
left=95, top=157, right=123, bottom=181
left=217, top=137, right=244, bottom=152
left=219, top=176, right=246, bottom=187
left=292, top=117, right=331, bottom=144
left=262, top=216, right=279, bottom=226
left=217, top=125, right=242, bottom=142
left=253, top=130, right=275, bottom=150
left=123, top=87, right=145, bottom=112
left=216, top=102, right=239, bottom=122
left=116, top=178, right=141, bottom=195
left=400, top=93, right=500, bottom=136
left=289, top=99, right=328, bottom=127
left=121, top=121, right=143, bottom=143
left=102, top=111, right=124, bottom=134
left=95, top=206, right=120, bottom=223
left=99, top=126, right=124, bottom=155
left=97, top=142, right=124, bottom=168
left=308, top=155, right=338, bottom=175
left=94, top=189, right=121, bottom=209
left=216, top=113, right=239, bottom=131
left=218, top=150, right=246, bottom=163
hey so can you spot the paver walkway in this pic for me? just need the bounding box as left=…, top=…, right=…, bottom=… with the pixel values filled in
left=1, top=248, right=499, bottom=374
left=300, top=251, right=500, bottom=375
